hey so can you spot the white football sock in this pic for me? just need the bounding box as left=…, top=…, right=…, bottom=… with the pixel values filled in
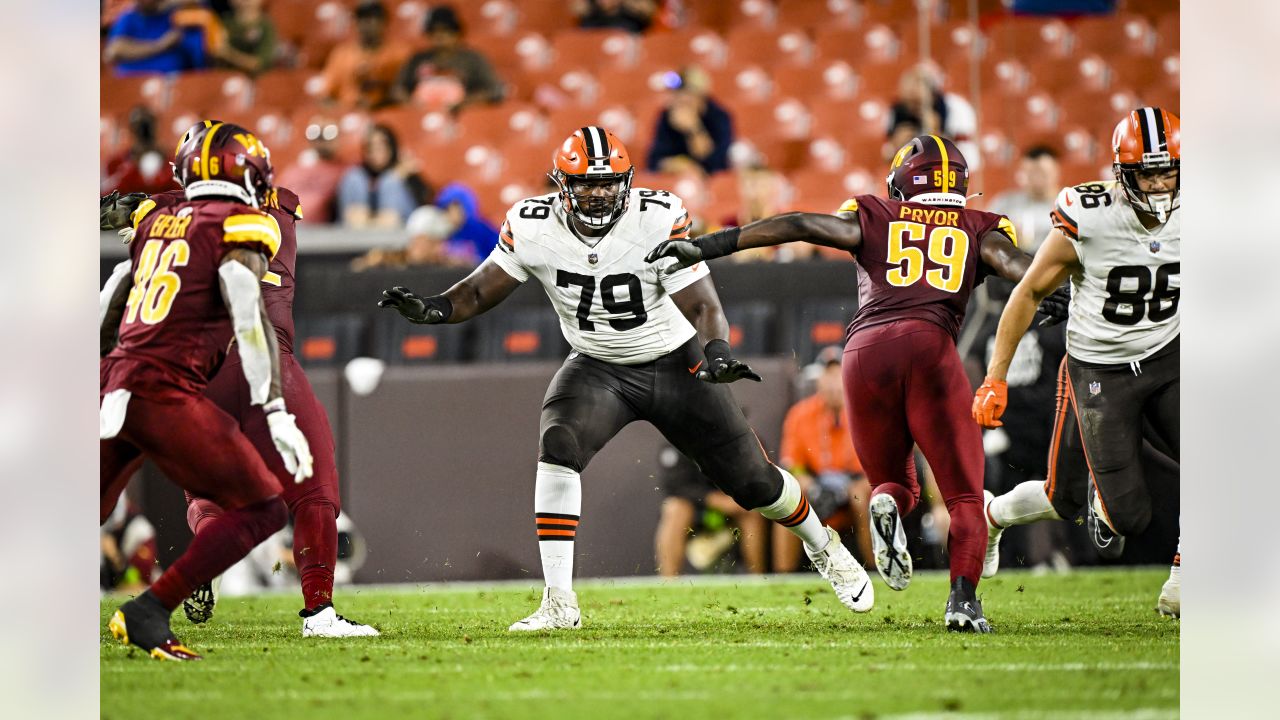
left=989, top=480, right=1061, bottom=528
left=534, top=462, right=581, bottom=592
left=755, top=466, right=830, bottom=552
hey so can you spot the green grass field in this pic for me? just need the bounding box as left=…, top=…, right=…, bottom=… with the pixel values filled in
left=101, top=569, right=1177, bottom=720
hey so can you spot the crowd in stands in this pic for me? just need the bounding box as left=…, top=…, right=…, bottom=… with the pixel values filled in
left=102, top=0, right=1179, bottom=271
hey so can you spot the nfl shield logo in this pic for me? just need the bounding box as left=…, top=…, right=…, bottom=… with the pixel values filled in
left=588, top=252, right=598, bottom=265
left=912, top=175, right=928, bottom=184
left=1149, top=240, right=1161, bottom=253
left=1089, top=381, right=1102, bottom=396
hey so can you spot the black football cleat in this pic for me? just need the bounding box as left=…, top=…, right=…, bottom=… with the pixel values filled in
left=1086, top=484, right=1126, bottom=560
left=108, top=592, right=203, bottom=662
left=944, top=577, right=993, bottom=634
left=183, top=581, right=216, bottom=624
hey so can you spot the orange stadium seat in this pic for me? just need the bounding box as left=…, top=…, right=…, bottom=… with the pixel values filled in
left=456, top=102, right=545, bottom=147
left=814, top=24, right=903, bottom=65
left=510, top=0, right=577, bottom=38
left=638, top=30, right=729, bottom=70
left=708, top=65, right=776, bottom=107
left=168, top=71, right=253, bottom=116
left=715, top=0, right=781, bottom=30
left=455, top=0, right=520, bottom=36
left=775, top=0, right=862, bottom=31
left=1071, top=15, right=1157, bottom=57
left=773, top=60, right=860, bottom=103
left=595, top=67, right=677, bottom=110
left=979, top=57, right=1035, bottom=98
left=851, top=57, right=919, bottom=102
left=252, top=69, right=326, bottom=112
left=809, top=98, right=891, bottom=148
left=474, top=31, right=554, bottom=75
left=388, top=0, right=430, bottom=43
left=552, top=30, right=642, bottom=70
left=861, top=0, right=942, bottom=26
left=898, top=20, right=986, bottom=63
left=1055, top=87, right=1143, bottom=136
left=725, top=27, right=816, bottom=68
left=1155, top=14, right=1179, bottom=54
left=1108, top=54, right=1177, bottom=93
left=733, top=96, right=814, bottom=143
left=516, top=66, right=602, bottom=109
left=102, top=75, right=170, bottom=119
left=268, top=0, right=324, bottom=47
left=1056, top=125, right=1103, bottom=165
left=986, top=16, right=1073, bottom=60
left=976, top=129, right=1017, bottom=169
left=982, top=91, right=1060, bottom=140
left=155, top=108, right=203, bottom=146
left=1027, top=54, right=1113, bottom=93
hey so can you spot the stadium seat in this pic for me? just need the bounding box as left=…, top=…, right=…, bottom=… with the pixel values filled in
left=474, top=31, right=554, bottom=75
left=168, top=71, right=253, bottom=116
left=552, top=30, right=642, bottom=70
left=725, top=27, right=816, bottom=68
left=268, top=0, right=326, bottom=47
left=456, top=102, right=547, bottom=147
left=982, top=91, right=1061, bottom=140
left=775, top=0, right=862, bottom=31
left=898, top=20, right=986, bottom=64
left=860, top=0, right=940, bottom=26
left=773, top=60, right=860, bottom=104
left=986, top=16, right=1073, bottom=60
left=979, top=57, right=1035, bottom=98
left=787, top=167, right=876, bottom=214
left=1108, top=54, right=1177, bottom=94
left=374, top=313, right=469, bottom=365
left=454, top=0, right=519, bottom=36
left=253, top=69, right=326, bottom=112
left=809, top=99, right=891, bottom=148
left=1027, top=55, right=1114, bottom=93
left=295, top=313, right=368, bottom=368
left=708, top=65, right=775, bottom=106
left=814, top=24, right=903, bottom=65
left=638, top=30, right=730, bottom=69
left=1055, top=88, right=1143, bottom=137
left=851, top=57, right=919, bottom=102
left=510, top=0, right=577, bottom=37
left=388, top=0, right=430, bottom=42
left=1155, top=14, right=1179, bottom=55
left=102, top=74, right=168, bottom=116
left=788, top=298, right=858, bottom=362
left=473, top=306, right=568, bottom=362
left=594, top=67, right=677, bottom=110
left=1071, top=15, right=1157, bottom=57
left=155, top=108, right=203, bottom=146
left=517, top=66, right=602, bottom=109
left=722, top=301, right=778, bottom=355
left=732, top=97, right=813, bottom=143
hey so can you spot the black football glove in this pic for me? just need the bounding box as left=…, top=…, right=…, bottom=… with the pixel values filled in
left=100, top=190, right=149, bottom=231
left=645, top=227, right=742, bottom=274
left=1036, top=285, right=1071, bottom=327
left=378, top=286, right=452, bottom=324
left=697, top=339, right=762, bottom=384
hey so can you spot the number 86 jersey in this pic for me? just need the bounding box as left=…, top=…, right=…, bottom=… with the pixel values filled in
left=488, top=188, right=708, bottom=365
left=1052, top=180, right=1180, bottom=364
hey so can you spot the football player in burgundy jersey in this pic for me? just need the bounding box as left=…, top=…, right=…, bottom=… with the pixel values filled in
left=100, top=123, right=313, bottom=660
left=648, top=135, right=1065, bottom=632
left=101, top=120, right=376, bottom=638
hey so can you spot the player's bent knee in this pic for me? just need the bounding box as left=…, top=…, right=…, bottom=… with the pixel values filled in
left=539, top=423, right=586, bottom=472
left=1109, top=504, right=1152, bottom=537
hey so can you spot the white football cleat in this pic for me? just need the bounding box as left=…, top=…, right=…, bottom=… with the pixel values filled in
left=806, top=526, right=874, bottom=612
left=869, top=493, right=912, bottom=591
left=1156, top=566, right=1180, bottom=618
left=509, top=587, right=581, bottom=631
left=982, top=489, right=1002, bottom=579
left=300, top=605, right=380, bottom=638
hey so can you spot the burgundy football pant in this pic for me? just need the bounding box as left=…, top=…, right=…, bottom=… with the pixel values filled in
left=842, top=319, right=987, bottom=587
left=100, top=391, right=287, bottom=610
left=185, top=350, right=342, bottom=610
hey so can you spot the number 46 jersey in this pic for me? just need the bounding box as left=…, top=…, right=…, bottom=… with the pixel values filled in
left=488, top=189, right=707, bottom=365
left=1052, top=180, right=1180, bottom=364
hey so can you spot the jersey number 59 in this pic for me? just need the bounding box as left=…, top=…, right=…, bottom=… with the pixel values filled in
left=885, top=221, right=970, bottom=293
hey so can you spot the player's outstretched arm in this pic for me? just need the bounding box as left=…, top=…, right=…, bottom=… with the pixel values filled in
left=645, top=212, right=862, bottom=273
left=973, top=229, right=1080, bottom=428
left=671, top=277, right=762, bottom=384
left=379, top=260, right=522, bottom=325
left=99, top=260, right=133, bottom=358
left=219, top=248, right=314, bottom=482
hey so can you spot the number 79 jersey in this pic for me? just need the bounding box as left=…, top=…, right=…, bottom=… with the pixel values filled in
left=487, top=189, right=708, bottom=365
left=1051, top=180, right=1180, bottom=364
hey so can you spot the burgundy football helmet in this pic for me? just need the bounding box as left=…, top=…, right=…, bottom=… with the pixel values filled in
left=173, top=121, right=274, bottom=208
left=885, top=134, right=970, bottom=207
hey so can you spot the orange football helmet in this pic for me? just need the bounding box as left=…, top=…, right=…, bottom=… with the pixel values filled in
left=174, top=121, right=274, bottom=208
left=550, top=126, right=634, bottom=231
left=1112, top=107, right=1180, bottom=221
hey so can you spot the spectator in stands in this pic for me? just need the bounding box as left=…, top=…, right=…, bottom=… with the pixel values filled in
left=104, top=0, right=209, bottom=76
left=214, top=0, right=278, bottom=75
left=647, top=66, right=734, bottom=175
left=654, top=445, right=767, bottom=576
left=275, top=115, right=346, bottom=223
left=350, top=206, right=473, bottom=271
left=887, top=62, right=979, bottom=168
left=395, top=5, right=505, bottom=113
left=101, top=105, right=173, bottom=196
left=573, top=0, right=658, bottom=33
left=434, top=182, right=499, bottom=263
left=337, top=124, right=432, bottom=228
left=320, top=1, right=410, bottom=109
left=987, top=145, right=1062, bottom=254
left=773, top=347, right=874, bottom=572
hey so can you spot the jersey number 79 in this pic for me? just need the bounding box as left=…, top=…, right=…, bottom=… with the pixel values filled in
left=555, top=270, right=648, bottom=331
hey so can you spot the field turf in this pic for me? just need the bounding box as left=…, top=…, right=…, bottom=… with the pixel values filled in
left=101, top=568, right=1177, bottom=719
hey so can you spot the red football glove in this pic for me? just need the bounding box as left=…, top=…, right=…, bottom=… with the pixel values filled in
left=972, top=377, right=1008, bottom=428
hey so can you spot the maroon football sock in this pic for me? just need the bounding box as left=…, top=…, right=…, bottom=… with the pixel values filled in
left=291, top=501, right=338, bottom=610
left=185, top=494, right=224, bottom=536
left=149, top=497, right=287, bottom=610
left=945, top=495, right=986, bottom=587
left=872, top=482, right=918, bottom=517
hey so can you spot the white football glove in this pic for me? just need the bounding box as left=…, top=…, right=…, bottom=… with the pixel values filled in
left=265, top=400, right=314, bottom=483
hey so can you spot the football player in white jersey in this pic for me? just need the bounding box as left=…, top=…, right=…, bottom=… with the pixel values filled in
left=379, top=127, right=874, bottom=629
left=973, top=108, right=1181, bottom=617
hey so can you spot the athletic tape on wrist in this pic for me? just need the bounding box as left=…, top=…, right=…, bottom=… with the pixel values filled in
left=697, top=226, right=741, bottom=261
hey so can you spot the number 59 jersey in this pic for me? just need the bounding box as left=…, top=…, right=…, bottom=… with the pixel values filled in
left=1052, top=181, right=1180, bottom=364
left=488, top=189, right=708, bottom=365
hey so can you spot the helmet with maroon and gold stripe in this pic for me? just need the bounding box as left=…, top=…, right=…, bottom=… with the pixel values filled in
left=174, top=121, right=274, bottom=209
left=170, top=118, right=223, bottom=187
left=885, top=134, right=970, bottom=207
left=550, top=126, right=634, bottom=232
left=1112, top=107, right=1180, bottom=221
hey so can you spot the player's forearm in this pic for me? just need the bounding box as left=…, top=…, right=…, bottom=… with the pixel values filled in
left=100, top=262, right=133, bottom=357
left=684, top=298, right=730, bottom=344
left=986, top=284, right=1040, bottom=381
left=738, top=212, right=859, bottom=252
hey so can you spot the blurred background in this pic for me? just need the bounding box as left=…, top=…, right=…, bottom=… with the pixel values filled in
left=99, top=0, right=1180, bottom=596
